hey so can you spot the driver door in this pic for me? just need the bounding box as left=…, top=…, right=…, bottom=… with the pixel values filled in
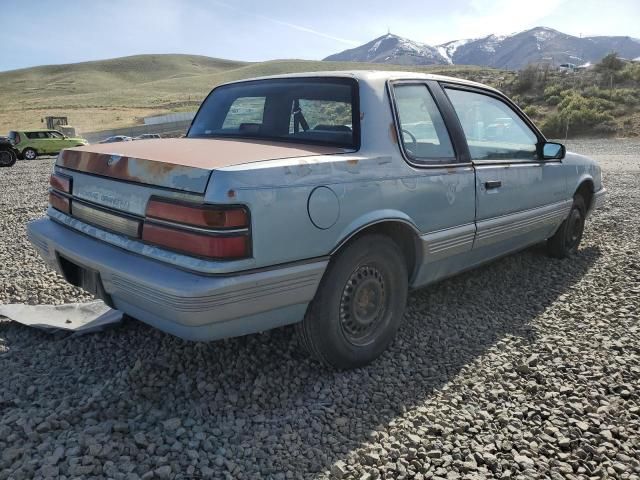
left=47, top=131, right=67, bottom=153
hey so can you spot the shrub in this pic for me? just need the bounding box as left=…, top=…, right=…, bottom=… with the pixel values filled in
left=595, top=53, right=625, bottom=73
left=620, top=62, right=640, bottom=84
left=541, top=92, right=616, bottom=137
left=543, top=84, right=563, bottom=99
left=522, top=105, right=540, bottom=119
left=513, top=65, right=538, bottom=94
left=540, top=113, right=566, bottom=137
left=593, top=120, right=618, bottom=136
left=546, top=95, right=562, bottom=105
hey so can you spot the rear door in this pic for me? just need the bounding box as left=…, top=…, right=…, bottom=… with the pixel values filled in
left=25, top=131, right=48, bottom=153
left=441, top=84, right=567, bottom=256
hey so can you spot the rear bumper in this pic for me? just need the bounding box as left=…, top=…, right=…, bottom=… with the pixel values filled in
left=27, top=218, right=327, bottom=341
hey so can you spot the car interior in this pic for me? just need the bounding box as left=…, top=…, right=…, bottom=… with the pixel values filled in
left=188, top=80, right=357, bottom=148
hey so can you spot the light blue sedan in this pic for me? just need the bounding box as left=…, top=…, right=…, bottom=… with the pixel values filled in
left=28, top=71, right=605, bottom=369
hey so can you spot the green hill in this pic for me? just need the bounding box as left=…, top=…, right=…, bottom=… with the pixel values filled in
left=0, top=54, right=505, bottom=133
left=5, top=53, right=636, bottom=138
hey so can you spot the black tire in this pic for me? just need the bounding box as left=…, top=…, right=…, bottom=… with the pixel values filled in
left=297, top=234, right=408, bottom=369
left=547, top=194, right=586, bottom=258
left=23, top=148, right=37, bottom=160
left=0, top=150, right=16, bottom=167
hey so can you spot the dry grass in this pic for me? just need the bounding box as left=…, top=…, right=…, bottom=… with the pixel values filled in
left=0, top=54, right=506, bottom=134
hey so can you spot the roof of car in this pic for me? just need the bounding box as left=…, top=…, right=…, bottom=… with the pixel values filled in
left=219, top=70, right=499, bottom=93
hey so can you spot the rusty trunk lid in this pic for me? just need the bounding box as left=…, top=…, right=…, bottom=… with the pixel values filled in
left=57, top=138, right=346, bottom=193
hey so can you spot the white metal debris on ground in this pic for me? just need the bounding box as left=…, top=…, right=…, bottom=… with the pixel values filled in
left=0, top=300, right=122, bottom=334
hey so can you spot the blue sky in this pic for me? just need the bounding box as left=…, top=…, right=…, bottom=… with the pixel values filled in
left=2, top=0, right=639, bottom=71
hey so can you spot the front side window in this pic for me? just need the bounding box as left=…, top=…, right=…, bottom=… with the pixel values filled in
left=393, top=84, right=455, bottom=163
left=445, top=88, right=538, bottom=161
left=49, top=131, right=64, bottom=139
left=189, top=78, right=359, bottom=149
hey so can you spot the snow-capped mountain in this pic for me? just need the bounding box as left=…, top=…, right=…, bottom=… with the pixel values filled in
left=324, top=27, right=640, bottom=70
left=323, top=33, right=448, bottom=65
left=436, top=38, right=475, bottom=64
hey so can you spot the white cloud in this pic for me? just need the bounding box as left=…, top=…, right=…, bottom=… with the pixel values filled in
left=210, top=0, right=359, bottom=46
left=451, top=0, right=567, bottom=39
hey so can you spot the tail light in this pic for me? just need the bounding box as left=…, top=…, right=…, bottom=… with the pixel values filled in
left=49, top=191, right=70, bottom=214
left=50, top=173, right=72, bottom=194
left=49, top=173, right=72, bottom=214
left=142, top=197, right=251, bottom=259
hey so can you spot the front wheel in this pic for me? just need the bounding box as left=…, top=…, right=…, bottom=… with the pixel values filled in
left=547, top=194, right=586, bottom=258
left=297, top=234, right=408, bottom=369
left=23, top=148, right=37, bottom=160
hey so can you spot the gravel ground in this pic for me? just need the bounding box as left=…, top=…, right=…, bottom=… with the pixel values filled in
left=0, top=140, right=639, bottom=479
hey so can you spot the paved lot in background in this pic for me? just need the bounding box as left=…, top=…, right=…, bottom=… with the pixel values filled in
left=0, top=139, right=638, bottom=479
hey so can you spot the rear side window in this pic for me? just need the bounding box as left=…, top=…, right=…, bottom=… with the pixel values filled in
left=392, top=84, right=455, bottom=164
left=26, top=132, right=49, bottom=139
left=444, top=88, right=538, bottom=161
left=189, top=78, right=359, bottom=149
left=8, top=132, right=19, bottom=144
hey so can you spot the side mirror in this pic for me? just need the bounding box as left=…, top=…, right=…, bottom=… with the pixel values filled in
left=541, top=141, right=565, bottom=160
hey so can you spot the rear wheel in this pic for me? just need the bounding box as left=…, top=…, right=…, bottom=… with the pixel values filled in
left=0, top=150, right=16, bottom=167
left=23, top=148, right=37, bottom=160
left=547, top=194, right=586, bottom=258
left=297, top=234, right=408, bottom=369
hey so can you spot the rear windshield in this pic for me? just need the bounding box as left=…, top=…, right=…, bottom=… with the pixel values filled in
left=188, top=78, right=359, bottom=149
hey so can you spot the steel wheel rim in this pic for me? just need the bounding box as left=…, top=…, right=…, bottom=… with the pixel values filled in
left=565, top=208, right=584, bottom=252
left=25, top=150, right=35, bottom=160
left=339, top=264, right=388, bottom=346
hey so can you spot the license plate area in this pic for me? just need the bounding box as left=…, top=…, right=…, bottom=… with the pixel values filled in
left=58, top=255, right=109, bottom=302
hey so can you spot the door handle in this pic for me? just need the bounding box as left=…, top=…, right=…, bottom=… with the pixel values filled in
left=485, top=180, right=502, bottom=189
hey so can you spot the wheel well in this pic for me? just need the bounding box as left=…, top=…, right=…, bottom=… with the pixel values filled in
left=575, top=180, right=594, bottom=211
left=333, top=221, right=421, bottom=281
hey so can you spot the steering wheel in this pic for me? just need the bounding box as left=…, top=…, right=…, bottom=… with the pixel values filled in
left=401, top=129, right=418, bottom=155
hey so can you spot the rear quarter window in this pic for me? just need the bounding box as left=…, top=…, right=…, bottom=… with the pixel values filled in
left=392, top=84, right=456, bottom=163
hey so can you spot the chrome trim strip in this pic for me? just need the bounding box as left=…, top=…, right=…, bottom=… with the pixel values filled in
left=110, top=270, right=323, bottom=313
left=145, top=218, right=249, bottom=236
left=72, top=202, right=141, bottom=238
left=473, top=160, right=561, bottom=167
left=420, top=223, right=476, bottom=262
left=475, top=200, right=571, bottom=248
